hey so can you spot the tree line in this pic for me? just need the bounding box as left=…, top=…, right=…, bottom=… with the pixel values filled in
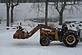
left=3, top=0, right=81, bottom=26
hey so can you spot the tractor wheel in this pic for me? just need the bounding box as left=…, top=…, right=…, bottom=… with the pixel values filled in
left=63, top=33, right=79, bottom=47
left=40, top=37, right=50, bottom=46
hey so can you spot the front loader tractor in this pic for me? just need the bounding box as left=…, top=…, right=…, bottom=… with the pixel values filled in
left=13, top=24, right=80, bottom=47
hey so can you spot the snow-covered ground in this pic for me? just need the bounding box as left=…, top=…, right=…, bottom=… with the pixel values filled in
left=0, top=21, right=82, bottom=55
left=0, top=3, right=82, bottom=55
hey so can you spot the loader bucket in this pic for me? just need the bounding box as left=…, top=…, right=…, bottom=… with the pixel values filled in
left=13, top=30, right=27, bottom=39
left=13, top=25, right=29, bottom=39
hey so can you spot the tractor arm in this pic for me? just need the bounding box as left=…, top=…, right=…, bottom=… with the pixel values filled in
left=27, top=24, right=56, bottom=38
left=13, top=24, right=56, bottom=39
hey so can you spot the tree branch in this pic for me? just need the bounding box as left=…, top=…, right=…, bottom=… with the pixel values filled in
left=54, top=2, right=60, bottom=13
left=56, top=6, right=60, bottom=13
left=11, top=0, right=19, bottom=7
left=59, top=2, right=67, bottom=13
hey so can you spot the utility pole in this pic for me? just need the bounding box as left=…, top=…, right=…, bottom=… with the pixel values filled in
left=45, top=0, right=48, bottom=25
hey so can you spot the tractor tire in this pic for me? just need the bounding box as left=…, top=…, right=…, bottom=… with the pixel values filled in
left=78, top=29, right=80, bottom=37
left=40, top=37, right=50, bottom=46
left=63, top=33, right=79, bottom=47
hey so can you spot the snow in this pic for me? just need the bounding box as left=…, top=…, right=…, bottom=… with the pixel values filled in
left=0, top=21, right=82, bottom=55
left=0, top=29, right=82, bottom=55
left=0, top=30, right=82, bottom=55
left=0, top=3, right=82, bottom=55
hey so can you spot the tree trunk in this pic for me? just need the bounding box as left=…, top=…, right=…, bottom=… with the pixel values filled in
left=6, top=5, right=10, bottom=27
left=59, top=12, right=63, bottom=25
left=45, top=1, right=48, bottom=26
left=59, top=4, right=66, bottom=25
left=58, top=2, right=66, bottom=25
left=11, top=6, right=14, bottom=25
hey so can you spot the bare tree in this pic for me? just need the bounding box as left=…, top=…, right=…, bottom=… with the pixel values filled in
left=6, top=0, right=10, bottom=27
left=53, top=0, right=79, bottom=25
left=10, top=0, right=19, bottom=26
left=45, top=0, right=48, bottom=25
left=6, top=0, right=19, bottom=26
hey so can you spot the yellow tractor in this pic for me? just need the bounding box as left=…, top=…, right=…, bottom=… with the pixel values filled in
left=13, top=24, right=80, bottom=47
